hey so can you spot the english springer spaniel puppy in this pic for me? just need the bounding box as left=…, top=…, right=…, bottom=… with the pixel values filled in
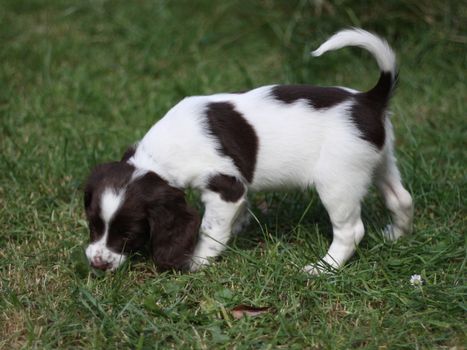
left=84, top=29, right=413, bottom=274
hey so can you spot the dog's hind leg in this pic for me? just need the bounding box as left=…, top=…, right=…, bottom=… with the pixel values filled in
left=304, top=154, right=374, bottom=275
left=304, top=194, right=365, bottom=274
left=376, top=123, right=413, bottom=240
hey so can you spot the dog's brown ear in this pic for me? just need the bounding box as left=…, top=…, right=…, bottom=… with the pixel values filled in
left=142, top=174, right=200, bottom=271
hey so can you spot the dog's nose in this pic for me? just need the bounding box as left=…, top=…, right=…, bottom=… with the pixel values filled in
left=90, top=258, right=111, bottom=271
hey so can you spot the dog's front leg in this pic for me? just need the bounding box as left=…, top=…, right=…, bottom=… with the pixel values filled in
left=190, top=189, right=246, bottom=271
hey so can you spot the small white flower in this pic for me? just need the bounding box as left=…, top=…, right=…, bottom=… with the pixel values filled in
left=410, top=274, right=423, bottom=286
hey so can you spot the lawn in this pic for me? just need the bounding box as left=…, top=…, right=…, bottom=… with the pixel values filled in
left=0, top=0, right=465, bottom=348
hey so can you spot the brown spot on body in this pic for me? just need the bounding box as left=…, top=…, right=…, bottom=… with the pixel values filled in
left=351, top=72, right=394, bottom=149
left=271, top=84, right=352, bottom=109
left=207, top=174, right=245, bottom=202
left=205, top=102, right=258, bottom=183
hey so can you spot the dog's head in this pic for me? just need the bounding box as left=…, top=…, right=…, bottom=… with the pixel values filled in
left=83, top=151, right=200, bottom=272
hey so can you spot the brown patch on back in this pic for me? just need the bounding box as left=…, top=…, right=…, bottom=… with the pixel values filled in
left=205, top=102, right=258, bottom=183
left=271, top=84, right=352, bottom=109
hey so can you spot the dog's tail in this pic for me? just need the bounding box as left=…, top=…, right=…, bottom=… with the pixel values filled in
left=312, top=28, right=397, bottom=106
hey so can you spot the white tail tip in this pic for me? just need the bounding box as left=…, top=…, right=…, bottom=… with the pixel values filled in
left=311, top=28, right=396, bottom=76
left=311, top=48, right=324, bottom=57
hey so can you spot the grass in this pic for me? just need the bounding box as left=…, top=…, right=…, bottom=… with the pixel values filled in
left=0, top=0, right=465, bottom=348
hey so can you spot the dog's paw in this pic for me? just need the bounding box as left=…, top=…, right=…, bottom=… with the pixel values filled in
left=189, top=256, right=210, bottom=272
left=302, top=263, right=333, bottom=276
left=382, top=224, right=406, bottom=241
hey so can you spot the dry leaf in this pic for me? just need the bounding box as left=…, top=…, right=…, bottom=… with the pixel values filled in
left=230, top=304, right=272, bottom=319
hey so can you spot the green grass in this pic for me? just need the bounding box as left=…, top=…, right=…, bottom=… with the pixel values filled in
left=1, top=0, right=465, bottom=348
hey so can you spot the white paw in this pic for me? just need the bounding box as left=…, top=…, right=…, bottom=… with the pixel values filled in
left=382, top=224, right=405, bottom=241
left=189, top=256, right=210, bottom=272
left=302, top=263, right=332, bottom=276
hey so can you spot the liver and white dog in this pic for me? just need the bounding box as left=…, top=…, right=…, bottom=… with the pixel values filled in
left=84, top=29, right=413, bottom=274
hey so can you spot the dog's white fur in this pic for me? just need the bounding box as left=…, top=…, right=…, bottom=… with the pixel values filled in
left=312, top=28, right=396, bottom=76
left=89, top=29, right=413, bottom=273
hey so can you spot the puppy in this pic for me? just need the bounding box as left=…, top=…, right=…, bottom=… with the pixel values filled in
left=84, top=28, right=413, bottom=274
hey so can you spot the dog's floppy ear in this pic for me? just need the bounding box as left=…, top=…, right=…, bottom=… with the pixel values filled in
left=141, top=173, right=200, bottom=271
